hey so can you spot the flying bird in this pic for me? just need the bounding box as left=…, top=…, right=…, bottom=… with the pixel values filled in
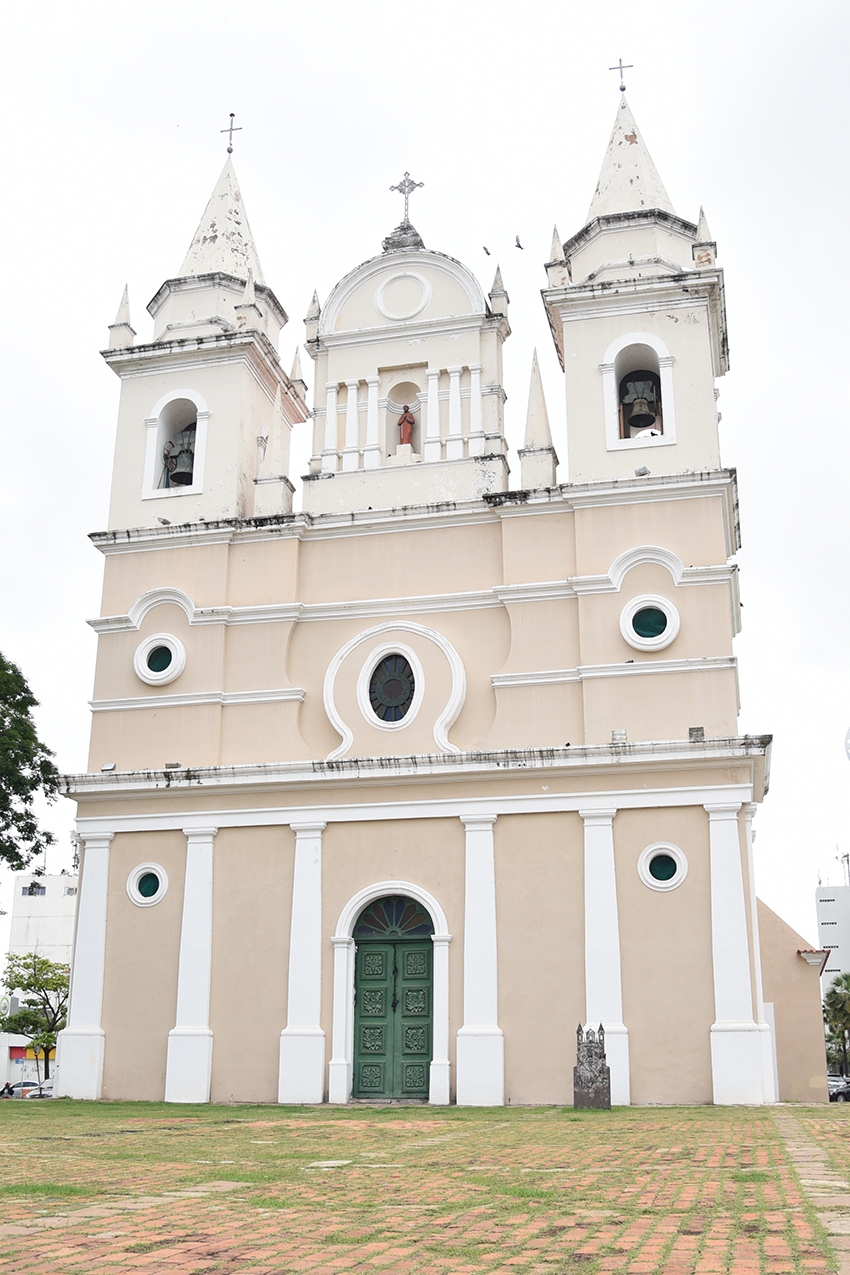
left=483, top=246, right=491, bottom=255
left=515, top=235, right=524, bottom=249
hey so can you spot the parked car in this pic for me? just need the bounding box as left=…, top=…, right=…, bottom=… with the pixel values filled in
left=829, top=1079, right=850, bottom=1102
left=24, top=1080, right=53, bottom=1099
left=5, top=1081, right=38, bottom=1098
left=828, top=1075, right=848, bottom=1093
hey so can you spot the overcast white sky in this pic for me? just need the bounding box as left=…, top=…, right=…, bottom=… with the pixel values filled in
left=0, top=0, right=847, bottom=948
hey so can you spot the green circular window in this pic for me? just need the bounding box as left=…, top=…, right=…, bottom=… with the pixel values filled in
left=648, top=853, right=677, bottom=882
left=632, top=607, right=668, bottom=639
left=146, top=646, right=173, bottom=673
left=370, top=654, right=415, bottom=722
left=137, top=871, right=160, bottom=898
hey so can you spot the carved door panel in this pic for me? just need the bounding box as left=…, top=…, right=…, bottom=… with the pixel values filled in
left=353, top=941, right=432, bottom=1099
left=393, top=942, right=432, bottom=1098
left=353, top=942, right=394, bottom=1098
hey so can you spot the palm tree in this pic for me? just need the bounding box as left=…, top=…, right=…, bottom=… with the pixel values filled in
left=824, top=972, right=850, bottom=1079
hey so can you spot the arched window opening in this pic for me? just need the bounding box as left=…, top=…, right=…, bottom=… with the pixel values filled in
left=157, top=398, right=197, bottom=489
left=615, top=344, right=663, bottom=440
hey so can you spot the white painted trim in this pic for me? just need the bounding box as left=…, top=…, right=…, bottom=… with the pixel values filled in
left=580, top=809, right=629, bottom=1105
left=744, top=803, right=776, bottom=1102
left=133, top=634, right=187, bottom=686
left=126, top=861, right=169, bottom=907
left=323, top=621, right=466, bottom=759
left=165, top=827, right=217, bottom=1103
left=608, top=545, right=683, bottom=590
left=91, top=687, right=305, bottom=712
left=374, top=271, right=432, bottom=322
left=636, top=842, right=688, bottom=892
left=493, top=656, right=735, bottom=688
left=279, top=822, right=326, bottom=1103
left=355, top=643, right=424, bottom=734
left=456, top=816, right=504, bottom=1106
left=619, top=595, right=680, bottom=652
left=54, top=833, right=113, bottom=1100
left=329, top=881, right=451, bottom=1105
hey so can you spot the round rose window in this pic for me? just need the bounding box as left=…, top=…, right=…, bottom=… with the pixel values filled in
left=369, top=654, right=415, bottom=722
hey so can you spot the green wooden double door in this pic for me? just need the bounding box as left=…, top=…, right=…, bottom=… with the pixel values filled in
left=353, top=939, right=433, bottom=1099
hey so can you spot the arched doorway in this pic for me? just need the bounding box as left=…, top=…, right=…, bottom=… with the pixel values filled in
left=352, top=895, right=434, bottom=1099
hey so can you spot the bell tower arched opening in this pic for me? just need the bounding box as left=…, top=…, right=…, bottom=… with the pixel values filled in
left=614, top=343, right=663, bottom=439
left=157, top=398, right=198, bottom=488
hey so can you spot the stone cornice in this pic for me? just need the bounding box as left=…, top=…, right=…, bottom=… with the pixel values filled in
left=146, top=271, right=288, bottom=330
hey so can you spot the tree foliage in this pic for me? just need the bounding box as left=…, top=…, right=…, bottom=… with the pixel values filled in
left=824, top=972, right=850, bottom=1075
left=0, top=952, right=69, bottom=1080
left=0, top=652, right=59, bottom=870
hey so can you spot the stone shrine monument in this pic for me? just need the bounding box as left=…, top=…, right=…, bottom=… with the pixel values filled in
left=574, top=1024, right=611, bottom=1110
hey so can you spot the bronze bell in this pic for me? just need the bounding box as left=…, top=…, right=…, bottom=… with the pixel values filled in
left=169, top=428, right=196, bottom=486
left=628, top=398, right=656, bottom=431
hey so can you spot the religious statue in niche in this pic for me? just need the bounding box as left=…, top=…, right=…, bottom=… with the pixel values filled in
left=397, top=405, right=415, bottom=447
left=573, top=1023, right=611, bottom=1110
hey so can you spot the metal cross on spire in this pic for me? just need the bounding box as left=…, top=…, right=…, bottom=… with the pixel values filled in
left=389, top=171, right=424, bottom=223
left=221, top=112, right=242, bottom=154
left=609, top=59, right=633, bottom=92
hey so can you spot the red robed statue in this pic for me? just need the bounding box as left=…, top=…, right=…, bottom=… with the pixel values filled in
left=397, top=405, right=415, bottom=447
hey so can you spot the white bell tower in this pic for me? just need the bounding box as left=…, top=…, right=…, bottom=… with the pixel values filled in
left=103, top=157, right=308, bottom=530
left=543, top=95, right=727, bottom=484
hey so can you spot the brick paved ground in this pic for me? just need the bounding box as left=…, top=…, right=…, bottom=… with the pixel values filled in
left=0, top=1102, right=837, bottom=1274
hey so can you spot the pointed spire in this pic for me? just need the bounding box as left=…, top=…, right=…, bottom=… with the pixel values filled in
left=242, top=270, right=256, bottom=305
left=524, top=350, right=553, bottom=450
left=305, top=290, right=321, bottom=322
left=491, top=265, right=504, bottom=293
left=488, top=265, right=508, bottom=317
left=290, top=347, right=307, bottom=401
left=696, top=206, right=711, bottom=242
left=519, top=350, right=558, bottom=490
left=586, top=96, right=675, bottom=222
left=692, top=205, right=717, bottom=268
left=549, top=226, right=565, bottom=264
left=108, top=283, right=136, bottom=349
left=179, top=156, right=266, bottom=283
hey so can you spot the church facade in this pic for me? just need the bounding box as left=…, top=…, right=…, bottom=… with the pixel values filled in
left=56, top=98, right=827, bottom=1107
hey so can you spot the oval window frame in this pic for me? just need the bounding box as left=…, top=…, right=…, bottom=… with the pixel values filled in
left=356, top=642, right=425, bottom=732
left=637, top=842, right=688, bottom=893
left=133, top=633, right=187, bottom=687
left=126, top=861, right=169, bottom=908
left=619, top=594, right=680, bottom=653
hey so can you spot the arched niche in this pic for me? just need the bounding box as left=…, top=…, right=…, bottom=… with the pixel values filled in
left=142, top=388, right=210, bottom=501
left=599, top=333, right=677, bottom=453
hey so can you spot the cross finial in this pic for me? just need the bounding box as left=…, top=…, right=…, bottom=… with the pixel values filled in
left=609, top=58, right=633, bottom=92
left=389, top=171, right=424, bottom=224
left=221, top=112, right=242, bottom=154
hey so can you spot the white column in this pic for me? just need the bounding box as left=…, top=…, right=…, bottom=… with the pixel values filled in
left=658, top=355, right=677, bottom=441
left=342, top=381, right=360, bottom=472
left=580, top=809, right=630, bottom=1105
left=456, top=814, right=504, bottom=1105
left=446, top=366, right=464, bottom=460
left=600, top=362, right=619, bottom=449
left=328, top=936, right=355, bottom=1103
left=279, top=822, right=326, bottom=1103
left=363, top=377, right=381, bottom=469
left=430, top=934, right=451, bottom=1104
left=423, top=368, right=441, bottom=463
left=55, top=833, right=113, bottom=1099
left=744, top=803, right=776, bottom=1102
left=321, top=382, right=339, bottom=472
left=705, top=803, right=763, bottom=1104
left=165, top=827, right=217, bottom=1104
left=467, top=363, right=485, bottom=455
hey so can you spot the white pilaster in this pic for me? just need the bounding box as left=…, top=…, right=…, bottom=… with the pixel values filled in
left=55, top=833, right=113, bottom=1099
left=423, top=368, right=441, bottom=463
left=705, top=803, right=763, bottom=1104
left=468, top=363, right=485, bottom=455
left=279, top=822, right=326, bottom=1103
left=328, top=936, right=355, bottom=1103
left=743, top=803, right=775, bottom=1102
left=342, top=381, right=360, bottom=472
left=456, top=814, right=504, bottom=1105
left=165, top=827, right=217, bottom=1103
left=363, top=377, right=381, bottom=469
left=322, top=383, right=339, bottom=472
left=446, top=366, right=464, bottom=460
left=580, top=809, right=630, bottom=1105
left=430, top=934, right=451, bottom=1104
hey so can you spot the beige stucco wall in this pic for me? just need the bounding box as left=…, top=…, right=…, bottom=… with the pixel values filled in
left=100, top=830, right=186, bottom=1100
left=758, top=899, right=828, bottom=1103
